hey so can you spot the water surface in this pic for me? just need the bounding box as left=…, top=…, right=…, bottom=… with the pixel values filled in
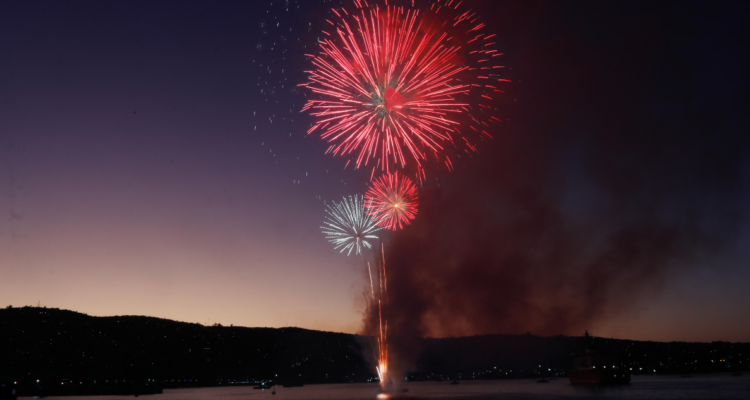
left=22, top=374, right=750, bottom=400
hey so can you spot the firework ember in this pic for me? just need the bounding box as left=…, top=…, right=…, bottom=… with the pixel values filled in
left=365, top=172, right=419, bottom=231
left=301, top=0, right=505, bottom=178
left=322, top=195, right=382, bottom=256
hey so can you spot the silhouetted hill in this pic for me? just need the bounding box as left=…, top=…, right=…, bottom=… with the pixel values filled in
left=414, top=333, right=749, bottom=380
left=0, top=306, right=370, bottom=387
left=2, top=306, right=749, bottom=393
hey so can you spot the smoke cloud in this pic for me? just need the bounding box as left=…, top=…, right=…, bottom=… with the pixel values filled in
left=360, top=0, right=750, bottom=374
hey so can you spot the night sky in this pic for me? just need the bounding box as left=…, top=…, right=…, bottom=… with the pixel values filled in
left=1, top=0, right=749, bottom=343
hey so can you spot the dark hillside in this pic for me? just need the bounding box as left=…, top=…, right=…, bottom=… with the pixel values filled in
left=2, top=306, right=748, bottom=392
left=0, top=306, right=370, bottom=387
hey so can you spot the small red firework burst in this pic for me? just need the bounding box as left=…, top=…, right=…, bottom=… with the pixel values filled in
left=365, top=172, right=419, bottom=231
left=301, top=0, right=505, bottom=179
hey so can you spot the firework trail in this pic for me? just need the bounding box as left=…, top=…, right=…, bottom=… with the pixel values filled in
left=300, top=0, right=505, bottom=179
left=322, top=195, right=382, bottom=256
left=365, top=172, right=419, bottom=231
left=367, top=244, right=389, bottom=387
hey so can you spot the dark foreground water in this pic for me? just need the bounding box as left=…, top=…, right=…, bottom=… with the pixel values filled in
left=21, top=375, right=750, bottom=400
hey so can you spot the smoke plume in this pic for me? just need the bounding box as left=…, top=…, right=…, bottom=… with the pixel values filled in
left=360, top=0, right=750, bottom=376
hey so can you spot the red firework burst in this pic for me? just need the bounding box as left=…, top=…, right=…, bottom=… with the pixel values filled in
left=365, top=172, right=419, bottom=231
left=301, top=0, right=505, bottom=179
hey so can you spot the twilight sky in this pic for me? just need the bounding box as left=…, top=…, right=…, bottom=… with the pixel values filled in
left=1, top=0, right=749, bottom=343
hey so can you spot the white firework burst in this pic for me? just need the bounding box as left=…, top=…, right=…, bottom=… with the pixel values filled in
left=322, top=195, right=381, bottom=256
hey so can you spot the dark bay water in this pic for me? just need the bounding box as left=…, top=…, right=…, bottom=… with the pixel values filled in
left=21, top=375, right=750, bottom=400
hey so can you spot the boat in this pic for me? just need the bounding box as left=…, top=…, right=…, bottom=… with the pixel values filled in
left=569, top=331, right=631, bottom=385
left=252, top=382, right=272, bottom=390
left=536, top=379, right=549, bottom=383
left=450, top=381, right=459, bottom=385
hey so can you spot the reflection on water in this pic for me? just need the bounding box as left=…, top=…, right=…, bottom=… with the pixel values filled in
left=20, top=374, right=750, bottom=400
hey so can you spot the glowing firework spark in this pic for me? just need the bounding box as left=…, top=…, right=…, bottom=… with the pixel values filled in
left=322, top=195, right=382, bottom=256
left=301, top=0, right=505, bottom=178
left=365, top=172, right=418, bottom=231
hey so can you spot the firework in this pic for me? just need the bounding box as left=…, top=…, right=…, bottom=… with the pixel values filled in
left=322, top=195, right=382, bottom=256
left=301, top=0, right=505, bottom=178
left=365, top=172, right=418, bottom=231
